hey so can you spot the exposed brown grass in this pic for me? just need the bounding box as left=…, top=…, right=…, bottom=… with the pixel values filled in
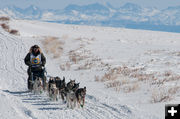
left=69, top=49, right=91, bottom=64
left=106, top=80, right=129, bottom=88
left=98, top=66, right=145, bottom=82
left=1, top=23, right=10, bottom=31
left=63, top=37, right=102, bottom=71
left=168, top=75, right=180, bottom=81
left=42, top=36, right=64, bottom=59
left=151, top=86, right=180, bottom=103
left=0, top=17, right=10, bottom=21
left=106, top=77, right=139, bottom=93
left=59, top=62, right=71, bottom=71
left=168, top=86, right=180, bottom=95
left=78, top=61, right=94, bottom=70
left=65, top=62, right=71, bottom=70
left=134, top=73, right=155, bottom=81
left=95, top=75, right=100, bottom=82
left=93, top=49, right=180, bottom=98
left=151, top=78, right=165, bottom=86
left=171, top=51, right=180, bottom=56
left=101, top=71, right=118, bottom=82
left=122, top=83, right=139, bottom=93
left=75, top=37, right=82, bottom=41
left=164, top=71, right=172, bottom=77
left=59, top=37, right=97, bottom=71
left=60, top=64, right=65, bottom=71
left=97, top=65, right=180, bottom=94
left=69, top=51, right=79, bottom=64
left=9, top=29, right=19, bottom=35
left=144, top=49, right=166, bottom=55
left=95, top=66, right=141, bottom=93
left=0, top=17, right=19, bottom=35
left=151, top=92, right=171, bottom=103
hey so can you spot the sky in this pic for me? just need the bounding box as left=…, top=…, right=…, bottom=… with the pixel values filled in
left=0, top=0, right=180, bottom=10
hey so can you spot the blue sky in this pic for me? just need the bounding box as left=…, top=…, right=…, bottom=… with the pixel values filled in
left=0, top=0, right=180, bottom=9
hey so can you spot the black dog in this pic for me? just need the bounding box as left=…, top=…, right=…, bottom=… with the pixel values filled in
left=55, top=76, right=66, bottom=102
left=76, top=87, right=86, bottom=108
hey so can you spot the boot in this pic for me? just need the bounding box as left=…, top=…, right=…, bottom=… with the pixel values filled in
left=28, top=77, right=33, bottom=91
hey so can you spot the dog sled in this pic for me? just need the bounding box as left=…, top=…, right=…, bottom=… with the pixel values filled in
left=28, top=67, right=47, bottom=94
left=27, top=68, right=86, bottom=109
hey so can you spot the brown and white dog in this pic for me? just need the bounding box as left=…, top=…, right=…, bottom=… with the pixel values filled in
left=32, top=77, right=43, bottom=94
left=75, top=87, right=86, bottom=108
left=48, top=77, right=59, bottom=101
left=66, top=81, right=80, bottom=109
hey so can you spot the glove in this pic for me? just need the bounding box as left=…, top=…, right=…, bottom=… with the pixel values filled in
left=41, top=64, right=45, bottom=69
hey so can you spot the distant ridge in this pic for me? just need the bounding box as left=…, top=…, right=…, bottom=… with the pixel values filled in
left=1, top=3, right=180, bottom=33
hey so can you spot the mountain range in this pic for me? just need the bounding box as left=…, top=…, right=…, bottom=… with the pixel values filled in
left=0, top=2, right=180, bottom=33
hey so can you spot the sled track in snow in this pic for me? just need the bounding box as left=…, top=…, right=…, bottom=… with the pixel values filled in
left=0, top=30, right=133, bottom=119
left=4, top=90, right=133, bottom=119
left=0, top=29, right=160, bottom=119
left=0, top=30, right=27, bottom=90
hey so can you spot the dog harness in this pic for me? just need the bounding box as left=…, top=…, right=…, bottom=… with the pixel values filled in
left=30, top=53, right=42, bottom=67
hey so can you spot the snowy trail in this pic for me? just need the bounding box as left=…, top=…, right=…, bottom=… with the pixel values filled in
left=2, top=89, right=135, bottom=119
left=0, top=30, right=27, bottom=91
left=0, top=28, right=142, bottom=119
left=0, top=19, right=171, bottom=119
left=0, top=29, right=31, bottom=119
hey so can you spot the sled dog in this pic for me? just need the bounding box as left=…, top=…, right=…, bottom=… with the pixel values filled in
left=66, top=82, right=80, bottom=109
left=48, top=77, right=59, bottom=101
left=55, top=76, right=66, bottom=103
left=66, top=80, right=75, bottom=91
left=32, top=77, right=43, bottom=94
left=66, top=90, right=77, bottom=109
left=49, top=83, right=59, bottom=101
left=76, top=87, right=86, bottom=108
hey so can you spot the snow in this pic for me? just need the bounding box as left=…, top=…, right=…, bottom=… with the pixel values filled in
left=1, top=19, right=180, bottom=119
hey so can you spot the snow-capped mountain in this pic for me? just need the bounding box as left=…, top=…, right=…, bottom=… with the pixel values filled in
left=1, top=3, right=180, bottom=32
left=1, top=5, right=42, bottom=19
